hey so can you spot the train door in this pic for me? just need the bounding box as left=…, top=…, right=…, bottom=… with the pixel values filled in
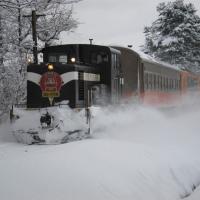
left=114, top=77, right=121, bottom=103
left=90, top=84, right=109, bottom=106
left=111, top=52, right=122, bottom=104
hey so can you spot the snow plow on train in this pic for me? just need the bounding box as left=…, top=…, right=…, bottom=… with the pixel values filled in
left=11, top=105, right=91, bottom=145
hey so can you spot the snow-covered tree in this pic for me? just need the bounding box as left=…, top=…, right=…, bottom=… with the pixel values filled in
left=0, top=0, right=81, bottom=50
left=143, top=0, right=200, bottom=72
left=35, top=1, right=79, bottom=46
left=0, top=10, right=13, bottom=117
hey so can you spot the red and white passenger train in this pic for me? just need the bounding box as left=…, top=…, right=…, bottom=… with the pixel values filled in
left=14, top=43, right=200, bottom=144
left=27, top=44, right=200, bottom=109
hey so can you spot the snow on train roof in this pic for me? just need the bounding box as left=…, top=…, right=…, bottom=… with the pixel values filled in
left=137, top=49, right=180, bottom=71
left=112, top=45, right=180, bottom=71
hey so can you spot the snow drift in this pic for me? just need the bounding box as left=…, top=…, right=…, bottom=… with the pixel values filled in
left=0, top=94, right=200, bottom=200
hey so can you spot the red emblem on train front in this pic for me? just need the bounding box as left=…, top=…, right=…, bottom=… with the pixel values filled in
left=40, top=72, right=63, bottom=98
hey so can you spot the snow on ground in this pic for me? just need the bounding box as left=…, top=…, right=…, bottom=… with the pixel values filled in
left=0, top=95, right=200, bottom=200
left=186, top=186, right=200, bottom=200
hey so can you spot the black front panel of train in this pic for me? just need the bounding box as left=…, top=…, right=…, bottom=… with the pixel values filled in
left=27, top=63, right=101, bottom=108
left=27, top=64, right=77, bottom=108
left=27, top=81, right=76, bottom=108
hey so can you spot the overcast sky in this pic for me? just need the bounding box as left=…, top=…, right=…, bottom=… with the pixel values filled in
left=61, top=0, right=200, bottom=50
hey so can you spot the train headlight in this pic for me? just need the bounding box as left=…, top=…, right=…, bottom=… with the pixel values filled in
left=71, top=57, right=76, bottom=63
left=48, top=64, right=54, bottom=70
left=27, top=57, right=32, bottom=63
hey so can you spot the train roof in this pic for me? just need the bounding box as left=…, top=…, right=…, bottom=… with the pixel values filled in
left=138, top=50, right=180, bottom=71
left=42, top=44, right=120, bottom=54
left=42, top=44, right=181, bottom=72
left=112, top=45, right=181, bottom=72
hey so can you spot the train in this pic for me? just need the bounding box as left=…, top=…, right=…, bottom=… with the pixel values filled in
left=27, top=44, right=200, bottom=109
left=12, top=43, right=200, bottom=144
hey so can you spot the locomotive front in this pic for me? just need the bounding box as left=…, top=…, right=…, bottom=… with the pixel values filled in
left=27, top=44, right=102, bottom=108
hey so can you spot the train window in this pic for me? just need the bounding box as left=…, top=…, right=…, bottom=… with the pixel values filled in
left=144, top=73, right=148, bottom=90
left=156, top=75, right=158, bottom=90
left=168, top=78, right=170, bottom=90
left=152, top=75, right=154, bottom=89
left=169, top=79, right=172, bottom=90
left=97, top=55, right=102, bottom=64
left=114, top=54, right=117, bottom=69
left=91, top=52, right=108, bottom=65
left=144, top=72, right=148, bottom=89
left=148, top=74, right=152, bottom=89
left=116, top=55, right=120, bottom=69
left=151, top=74, right=154, bottom=90
left=111, top=54, right=114, bottom=68
left=159, top=76, right=162, bottom=90
left=102, top=54, right=109, bottom=62
left=112, top=54, right=117, bottom=69
left=114, top=78, right=118, bottom=90
left=153, top=74, right=156, bottom=90
left=165, top=78, right=168, bottom=91
left=168, top=79, right=170, bottom=90
left=171, top=79, right=174, bottom=90
left=156, top=75, right=159, bottom=90
left=160, top=76, right=162, bottom=90
left=173, top=80, right=176, bottom=90
left=177, top=80, right=179, bottom=89
left=171, top=79, right=173, bottom=90
left=162, top=76, right=165, bottom=91
left=188, top=77, right=191, bottom=88
left=144, top=73, right=147, bottom=90
left=169, top=79, right=171, bottom=90
left=48, top=55, right=56, bottom=63
left=174, top=80, right=176, bottom=90
left=148, top=73, right=151, bottom=90
left=59, top=55, right=67, bottom=63
left=188, top=78, right=198, bottom=89
left=166, top=78, right=168, bottom=90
